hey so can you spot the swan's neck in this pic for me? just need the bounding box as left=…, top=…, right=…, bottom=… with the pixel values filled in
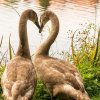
left=35, top=14, right=59, bottom=56
left=16, top=15, right=31, bottom=59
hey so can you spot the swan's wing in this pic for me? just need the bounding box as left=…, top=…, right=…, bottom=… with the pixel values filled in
left=1, top=57, right=36, bottom=99
left=65, top=71, right=85, bottom=92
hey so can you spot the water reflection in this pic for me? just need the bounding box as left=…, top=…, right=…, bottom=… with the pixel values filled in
left=20, top=0, right=100, bottom=10
left=39, top=0, right=50, bottom=10
left=0, top=0, right=20, bottom=3
left=0, top=0, right=99, bottom=59
left=0, top=0, right=6, bottom=3
left=0, top=0, right=99, bottom=6
left=73, top=0, right=98, bottom=5
left=35, top=0, right=99, bottom=9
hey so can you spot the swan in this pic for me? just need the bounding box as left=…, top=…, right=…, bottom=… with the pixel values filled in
left=1, top=9, right=39, bottom=100
left=33, top=11, right=90, bottom=100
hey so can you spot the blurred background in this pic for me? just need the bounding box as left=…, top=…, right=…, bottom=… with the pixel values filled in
left=0, top=0, right=99, bottom=59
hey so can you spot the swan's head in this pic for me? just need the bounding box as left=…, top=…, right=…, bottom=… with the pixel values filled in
left=25, top=9, right=40, bottom=29
left=39, top=11, right=50, bottom=33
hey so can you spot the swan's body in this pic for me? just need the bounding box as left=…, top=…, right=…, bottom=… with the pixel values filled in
left=1, top=9, right=39, bottom=100
left=34, top=11, right=90, bottom=100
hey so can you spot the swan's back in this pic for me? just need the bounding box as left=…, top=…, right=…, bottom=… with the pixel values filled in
left=6, top=56, right=35, bottom=82
left=1, top=56, right=36, bottom=100
left=34, top=55, right=90, bottom=100
left=35, top=55, right=82, bottom=86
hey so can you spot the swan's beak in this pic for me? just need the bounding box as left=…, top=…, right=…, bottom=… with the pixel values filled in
left=39, top=23, right=43, bottom=33
left=35, top=21, right=40, bottom=29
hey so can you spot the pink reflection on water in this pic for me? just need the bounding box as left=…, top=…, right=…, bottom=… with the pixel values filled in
left=0, top=0, right=6, bottom=3
left=74, top=0, right=98, bottom=5
left=21, top=0, right=99, bottom=7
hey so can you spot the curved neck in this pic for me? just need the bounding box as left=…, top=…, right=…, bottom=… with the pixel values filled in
left=35, top=14, right=59, bottom=56
left=16, top=14, right=31, bottom=59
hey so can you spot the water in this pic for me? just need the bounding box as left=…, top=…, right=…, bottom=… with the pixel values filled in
left=0, top=0, right=100, bottom=60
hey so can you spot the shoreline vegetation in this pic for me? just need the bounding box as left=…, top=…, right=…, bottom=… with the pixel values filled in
left=0, top=23, right=100, bottom=100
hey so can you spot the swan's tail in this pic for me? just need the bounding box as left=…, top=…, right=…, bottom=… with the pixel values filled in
left=53, top=84, right=90, bottom=100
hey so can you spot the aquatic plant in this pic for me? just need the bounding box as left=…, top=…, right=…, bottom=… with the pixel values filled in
left=67, top=23, right=100, bottom=97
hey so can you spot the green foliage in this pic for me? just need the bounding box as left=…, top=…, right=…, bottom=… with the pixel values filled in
left=0, top=66, right=5, bottom=100
left=68, top=23, right=96, bottom=64
left=68, top=24, right=100, bottom=97
left=91, top=94, right=100, bottom=100
left=32, top=80, right=51, bottom=100
left=77, top=59, right=100, bottom=97
left=93, top=29, right=100, bottom=66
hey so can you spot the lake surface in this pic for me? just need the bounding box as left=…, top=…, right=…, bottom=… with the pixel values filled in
left=0, top=0, right=100, bottom=60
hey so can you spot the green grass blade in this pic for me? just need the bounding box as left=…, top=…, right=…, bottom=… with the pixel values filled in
left=0, top=35, right=3, bottom=48
left=9, top=34, right=12, bottom=60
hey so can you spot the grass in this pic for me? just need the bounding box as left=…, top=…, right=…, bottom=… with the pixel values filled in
left=91, top=94, right=100, bottom=100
